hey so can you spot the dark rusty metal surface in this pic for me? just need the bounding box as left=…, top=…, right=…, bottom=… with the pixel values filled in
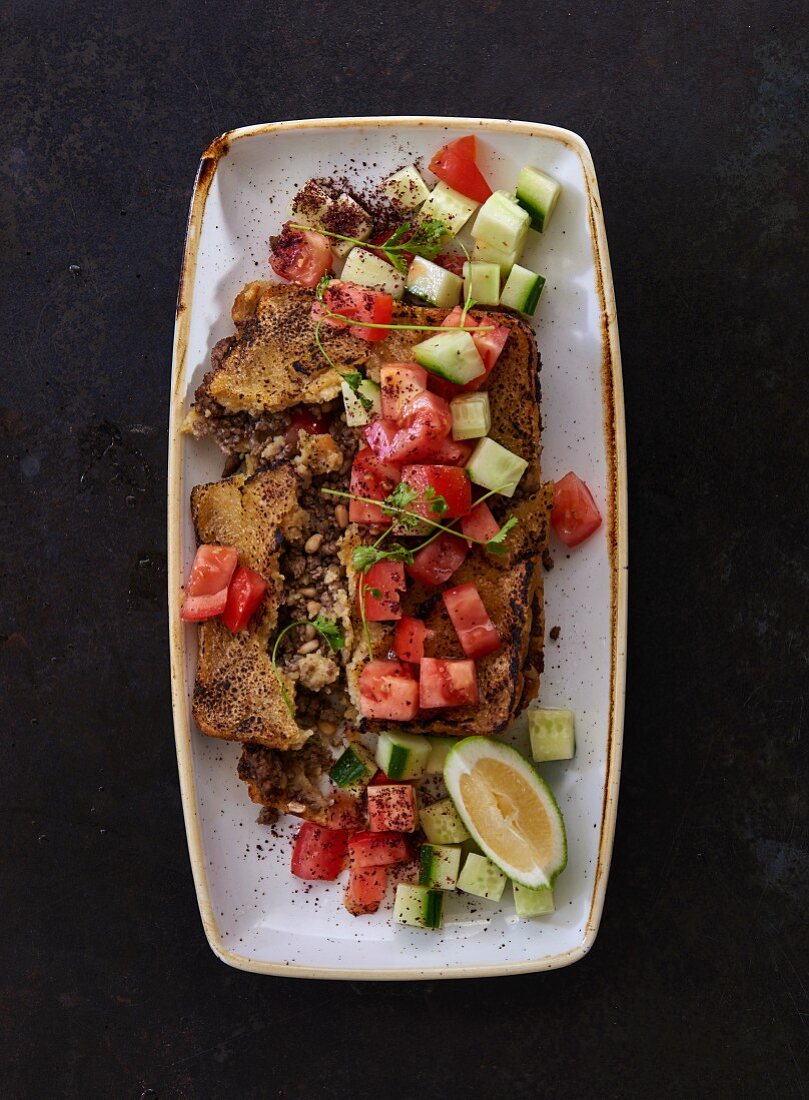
left=1, top=2, right=807, bottom=1097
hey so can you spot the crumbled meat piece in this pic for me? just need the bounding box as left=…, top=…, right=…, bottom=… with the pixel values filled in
left=297, top=652, right=340, bottom=691
left=294, top=432, right=344, bottom=476
left=239, top=735, right=332, bottom=822
left=549, top=625, right=561, bottom=641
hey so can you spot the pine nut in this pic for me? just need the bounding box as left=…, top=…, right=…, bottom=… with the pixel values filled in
left=335, top=504, right=349, bottom=528
left=318, top=718, right=337, bottom=735
left=305, top=533, right=324, bottom=554
left=306, top=600, right=322, bottom=617
left=297, top=639, right=320, bottom=655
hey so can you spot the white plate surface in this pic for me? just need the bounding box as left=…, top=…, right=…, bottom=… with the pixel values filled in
left=168, top=116, right=627, bottom=978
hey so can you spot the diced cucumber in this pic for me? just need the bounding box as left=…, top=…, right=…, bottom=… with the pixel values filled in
left=382, top=165, right=430, bottom=213
left=451, top=392, right=491, bottom=441
left=457, top=852, right=507, bottom=901
left=418, top=181, right=478, bottom=239
left=419, top=843, right=462, bottom=890
left=375, top=730, right=431, bottom=781
left=413, top=330, right=485, bottom=385
left=341, top=377, right=381, bottom=427
left=329, top=194, right=373, bottom=257
left=471, top=190, right=530, bottom=255
left=394, top=883, right=444, bottom=930
left=425, top=736, right=455, bottom=775
left=419, top=798, right=470, bottom=844
left=500, top=264, right=545, bottom=316
left=405, top=256, right=463, bottom=309
left=512, top=882, right=555, bottom=917
left=341, top=247, right=405, bottom=299
left=463, top=261, right=501, bottom=307
left=329, top=743, right=377, bottom=788
left=471, top=238, right=521, bottom=276
left=290, top=179, right=332, bottom=227
left=466, top=437, right=529, bottom=498
left=515, top=165, right=561, bottom=233
left=529, top=708, right=576, bottom=762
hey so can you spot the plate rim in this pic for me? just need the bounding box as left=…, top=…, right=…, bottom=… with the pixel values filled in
left=167, top=115, right=628, bottom=979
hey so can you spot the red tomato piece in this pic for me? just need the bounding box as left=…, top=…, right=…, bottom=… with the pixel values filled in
left=419, top=658, right=479, bottom=709
left=221, top=566, right=268, bottom=633
left=283, top=407, right=329, bottom=448
left=442, top=583, right=502, bottom=659
left=348, top=831, right=410, bottom=868
left=270, top=223, right=332, bottom=288
left=359, top=660, right=419, bottom=721
left=375, top=391, right=454, bottom=464
left=317, top=281, right=394, bottom=342
left=394, top=616, right=430, bottom=664
left=369, top=771, right=409, bottom=786
left=441, top=305, right=478, bottom=331
left=380, top=363, right=428, bottom=421
left=345, top=864, right=388, bottom=915
left=551, top=471, right=603, bottom=547
left=324, top=793, right=364, bottom=831
left=349, top=447, right=400, bottom=525
left=461, top=501, right=501, bottom=544
left=429, top=436, right=474, bottom=466
left=402, top=464, right=472, bottom=520
left=407, top=533, right=468, bottom=587
left=436, top=252, right=466, bottom=277
left=360, top=562, right=406, bottom=621
left=429, top=136, right=492, bottom=204
left=467, top=323, right=510, bottom=388
left=367, top=784, right=418, bottom=832
left=181, top=544, right=238, bottom=621
left=290, top=822, right=348, bottom=880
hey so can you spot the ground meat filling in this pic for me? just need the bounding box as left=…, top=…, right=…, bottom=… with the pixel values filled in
left=238, top=735, right=333, bottom=823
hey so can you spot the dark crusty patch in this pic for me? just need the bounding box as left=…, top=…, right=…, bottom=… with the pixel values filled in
left=238, top=736, right=332, bottom=822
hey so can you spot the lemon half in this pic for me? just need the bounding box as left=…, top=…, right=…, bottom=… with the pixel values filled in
left=444, top=737, right=567, bottom=889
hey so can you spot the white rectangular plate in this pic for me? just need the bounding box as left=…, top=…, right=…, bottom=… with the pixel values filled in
left=168, top=116, right=627, bottom=978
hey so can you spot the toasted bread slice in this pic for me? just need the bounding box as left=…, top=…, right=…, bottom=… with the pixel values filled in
left=190, top=467, right=311, bottom=749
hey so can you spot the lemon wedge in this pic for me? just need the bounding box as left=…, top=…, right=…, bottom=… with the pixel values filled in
left=443, top=737, right=567, bottom=889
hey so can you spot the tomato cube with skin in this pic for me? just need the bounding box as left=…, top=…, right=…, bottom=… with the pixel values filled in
left=221, top=565, right=268, bottom=633
left=406, top=533, right=468, bottom=587
left=460, top=501, right=501, bottom=545
left=359, top=562, right=406, bottom=621
left=401, top=464, right=472, bottom=521
left=367, top=784, right=418, bottom=833
left=442, top=583, right=502, bottom=659
left=345, top=864, right=388, bottom=915
left=290, top=822, right=348, bottom=880
left=419, top=658, right=479, bottom=709
left=349, top=447, right=400, bottom=525
left=429, top=135, right=492, bottom=204
left=394, top=616, right=430, bottom=664
left=380, top=363, right=427, bottom=421
left=551, top=471, right=602, bottom=547
left=359, top=660, right=420, bottom=721
left=181, top=544, right=239, bottom=621
left=348, top=831, right=410, bottom=868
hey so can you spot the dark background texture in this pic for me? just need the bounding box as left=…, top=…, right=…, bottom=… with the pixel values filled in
left=2, top=1, right=807, bottom=1097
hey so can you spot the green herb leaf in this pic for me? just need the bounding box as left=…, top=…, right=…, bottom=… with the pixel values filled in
left=315, top=274, right=332, bottom=301
left=310, top=614, right=345, bottom=651
left=384, top=482, right=418, bottom=513
left=423, top=486, right=448, bottom=515
left=486, top=515, right=519, bottom=556
left=405, top=217, right=449, bottom=261
left=367, top=587, right=382, bottom=599
left=352, top=545, right=384, bottom=571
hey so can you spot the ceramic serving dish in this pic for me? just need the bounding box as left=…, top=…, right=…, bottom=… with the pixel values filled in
left=168, top=116, right=627, bottom=979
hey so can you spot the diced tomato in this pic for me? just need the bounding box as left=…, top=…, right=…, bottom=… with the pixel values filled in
left=442, top=583, right=502, bottom=659
left=436, top=252, right=466, bottom=277
left=461, top=501, right=501, bottom=544
left=316, top=281, right=394, bottom=342
left=284, top=407, right=329, bottom=447
left=348, top=830, right=410, bottom=868
left=345, top=864, right=388, bottom=915
left=290, top=822, right=348, bottom=880
left=181, top=544, right=238, bottom=622
left=359, top=660, right=419, bottom=721
left=324, top=793, right=364, bottom=831
left=429, top=136, right=492, bottom=204
left=551, top=471, right=603, bottom=547
left=402, top=464, right=472, bottom=520
left=468, top=323, right=510, bottom=386
left=367, top=391, right=454, bottom=464
left=270, top=223, right=333, bottom=288
left=367, top=784, right=418, bottom=832
left=380, top=363, right=428, bottom=421
left=349, top=447, right=400, bottom=525
left=221, top=566, right=268, bottom=633
left=407, top=533, right=468, bottom=587
left=370, top=771, right=409, bottom=786
left=394, top=616, right=430, bottom=664
left=441, top=305, right=477, bottom=331
left=360, top=562, right=406, bottom=622
left=419, top=657, right=479, bottom=709
left=428, top=436, right=474, bottom=466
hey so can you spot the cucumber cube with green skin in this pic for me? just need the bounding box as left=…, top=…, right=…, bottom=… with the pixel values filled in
left=451, top=392, right=491, bottom=441
left=463, top=261, right=501, bottom=307
left=515, top=166, right=561, bottom=232
left=329, top=194, right=374, bottom=257
left=406, top=256, right=463, bottom=309
left=499, top=264, right=546, bottom=317
left=457, top=852, right=507, bottom=901
left=471, top=238, right=521, bottom=276
left=375, top=730, right=431, bottom=781
left=418, top=181, right=479, bottom=240
left=529, top=708, right=576, bottom=762
left=382, top=165, right=431, bottom=213
left=329, top=743, right=377, bottom=788
left=466, top=436, right=529, bottom=498
left=425, top=736, right=455, bottom=775
left=413, top=330, right=486, bottom=386
left=394, top=884, right=444, bottom=929
left=419, top=798, right=470, bottom=844
left=419, top=844, right=462, bottom=890
left=472, top=190, right=530, bottom=254
left=341, top=378, right=381, bottom=427
left=512, top=882, right=555, bottom=917
left=341, top=247, right=405, bottom=299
